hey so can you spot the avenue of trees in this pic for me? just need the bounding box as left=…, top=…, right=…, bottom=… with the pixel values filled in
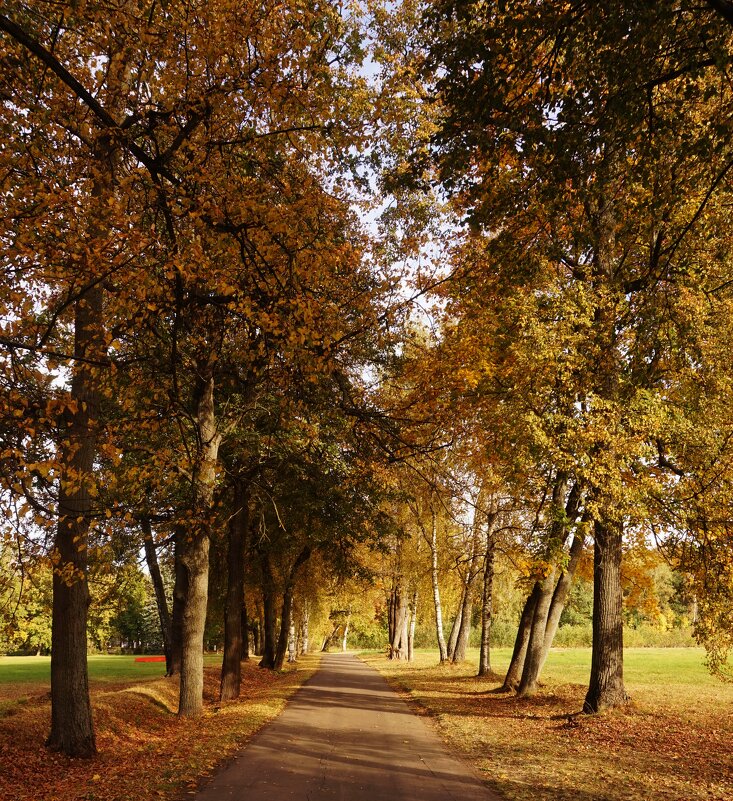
left=1, top=0, right=733, bottom=759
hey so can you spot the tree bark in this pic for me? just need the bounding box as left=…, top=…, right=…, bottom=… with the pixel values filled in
left=178, top=370, right=221, bottom=717
left=274, top=546, right=311, bottom=670
left=299, top=600, right=310, bottom=655
left=389, top=580, right=409, bottom=659
left=258, top=551, right=277, bottom=669
left=47, top=288, right=102, bottom=758
left=516, top=568, right=556, bottom=696
left=538, top=529, right=586, bottom=673
left=446, top=598, right=463, bottom=661
left=407, top=590, right=417, bottom=661
left=502, top=588, right=537, bottom=691
left=141, top=519, right=173, bottom=675
left=584, top=520, right=628, bottom=713
left=517, top=474, right=579, bottom=696
left=428, top=501, right=449, bottom=662
left=169, top=528, right=186, bottom=676
left=241, top=604, right=250, bottom=661
left=478, top=523, right=496, bottom=677
left=453, top=519, right=482, bottom=664
left=220, top=477, right=249, bottom=700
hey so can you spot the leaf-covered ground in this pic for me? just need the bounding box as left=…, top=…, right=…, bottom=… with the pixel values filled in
left=360, top=648, right=733, bottom=801
left=0, top=655, right=320, bottom=801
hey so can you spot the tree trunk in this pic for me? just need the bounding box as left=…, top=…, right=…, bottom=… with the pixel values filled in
left=478, top=525, right=496, bottom=677
left=538, top=529, right=586, bottom=674
left=446, top=598, right=463, bottom=661
left=241, top=603, right=250, bottom=661
left=258, top=551, right=277, bottom=669
left=407, top=590, right=417, bottom=661
left=300, top=601, right=310, bottom=654
left=517, top=474, right=577, bottom=696
left=583, top=520, right=628, bottom=713
left=502, top=588, right=537, bottom=691
left=516, top=568, right=556, bottom=696
left=453, top=522, right=482, bottom=664
left=178, top=532, right=210, bottom=717
left=220, top=478, right=249, bottom=701
left=389, top=581, right=409, bottom=659
left=47, top=291, right=102, bottom=758
left=452, top=590, right=474, bottom=663
left=342, top=615, right=351, bottom=652
left=274, top=547, right=311, bottom=671
left=169, top=529, right=186, bottom=676
left=141, top=519, right=173, bottom=674
left=178, top=371, right=221, bottom=718
left=429, top=502, right=448, bottom=662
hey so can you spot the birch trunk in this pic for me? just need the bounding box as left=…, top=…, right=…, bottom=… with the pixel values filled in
left=141, top=519, right=173, bottom=674
left=429, top=503, right=448, bottom=662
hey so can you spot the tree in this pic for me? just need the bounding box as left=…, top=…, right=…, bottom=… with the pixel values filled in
left=418, top=0, right=733, bottom=710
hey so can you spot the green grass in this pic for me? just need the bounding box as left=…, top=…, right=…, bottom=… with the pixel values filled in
left=0, top=653, right=222, bottom=686
left=362, top=646, right=733, bottom=801
left=410, top=645, right=714, bottom=689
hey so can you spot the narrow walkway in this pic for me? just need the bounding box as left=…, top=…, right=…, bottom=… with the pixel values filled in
left=195, top=653, right=498, bottom=801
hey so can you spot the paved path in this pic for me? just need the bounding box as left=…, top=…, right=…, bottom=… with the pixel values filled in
left=195, top=653, right=498, bottom=801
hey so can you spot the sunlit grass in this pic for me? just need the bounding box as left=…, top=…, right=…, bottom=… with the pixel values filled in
left=361, top=647, right=733, bottom=801
left=0, top=653, right=222, bottom=685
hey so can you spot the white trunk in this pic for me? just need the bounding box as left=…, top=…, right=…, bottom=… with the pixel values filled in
left=430, top=503, right=448, bottom=662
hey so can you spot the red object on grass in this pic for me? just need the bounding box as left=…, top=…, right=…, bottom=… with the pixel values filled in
left=134, top=656, right=167, bottom=663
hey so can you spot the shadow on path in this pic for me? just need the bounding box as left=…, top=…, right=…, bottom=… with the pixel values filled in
left=194, top=653, right=501, bottom=801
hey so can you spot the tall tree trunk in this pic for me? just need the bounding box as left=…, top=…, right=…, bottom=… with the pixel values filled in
left=258, top=551, right=277, bottom=669
left=428, top=502, right=448, bottom=662
left=478, top=524, right=496, bottom=677
left=390, top=580, right=409, bottom=659
left=241, top=604, right=250, bottom=661
left=47, top=288, right=103, bottom=758
left=220, top=477, right=249, bottom=700
left=178, top=370, right=221, bottom=718
left=453, top=519, right=482, bottom=664
left=502, top=588, right=537, bottom=691
left=446, top=597, right=463, bottom=661
left=141, top=519, right=173, bottom=674
left=584, top=520, right=628, bottom=713
left=517, top=474, right=574, bottom=697
left=300, top=601, right=309, bottom=654
left=516, top=568, right=557, bottom=696
left=274, top=547, right=311, bottom=671
left=169, top=529, right=186, bottom=676
left=538, top=529, right=586, bottom=674
left=407, top=590, right=417, bottom=661
left=288, top=620, right=297, bottom=662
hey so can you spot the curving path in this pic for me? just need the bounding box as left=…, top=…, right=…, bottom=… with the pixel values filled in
left=194, top=652, right=499, bottom=801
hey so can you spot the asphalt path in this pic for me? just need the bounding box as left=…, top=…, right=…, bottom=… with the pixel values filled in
left=194, top=652, right=499, bottom=801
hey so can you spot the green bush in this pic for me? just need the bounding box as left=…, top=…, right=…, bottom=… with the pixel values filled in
left=553, top=623, right=594, bottom=647
left=623, top=623, right=696, bottom=647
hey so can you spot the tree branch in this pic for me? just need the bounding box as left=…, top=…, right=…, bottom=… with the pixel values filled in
left=0, top=12, right=177, bottom=184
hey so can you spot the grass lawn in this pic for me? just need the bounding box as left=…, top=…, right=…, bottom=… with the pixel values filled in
left=0, top=653, right=320, bottom=801
left=0, top=653, right=223, bottom=685
left=360, top=647, right=733, bottom=801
